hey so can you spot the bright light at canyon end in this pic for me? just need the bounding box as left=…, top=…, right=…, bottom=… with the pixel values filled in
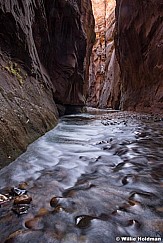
left=88, top=0, right=120, bottom=109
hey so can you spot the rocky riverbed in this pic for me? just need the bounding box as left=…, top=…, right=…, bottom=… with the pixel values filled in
left=0, top=109, right=163, bottom=243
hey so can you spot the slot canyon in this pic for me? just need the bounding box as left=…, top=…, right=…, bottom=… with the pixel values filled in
left=0, top=0, right=163, bottom=242
left=87, top=0, right=121, bottom=109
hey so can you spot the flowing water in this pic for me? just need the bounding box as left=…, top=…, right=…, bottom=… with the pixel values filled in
left=0, top=109, right=163, bottom=243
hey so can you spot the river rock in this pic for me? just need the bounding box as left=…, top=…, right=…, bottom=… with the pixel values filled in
left=126, top=219, right=141, bottom=229
left=18, top=182, right=29, bottom=190
left=14, top=195, right=32, bottom=205
left=12, top=204, right=30, bottom=215
left=37, top=208, right=49, bottom=217
left=10, top=187, right=27, bottom=197
left=75, top=215, right=95, bottom=229
left=0, top=194, right=9, bottom=205
left=25, top=217, right=44, bottom=230
left=50, top=197, right=59, bottom=207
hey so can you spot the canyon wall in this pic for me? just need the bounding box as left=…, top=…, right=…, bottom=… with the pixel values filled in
left=115, top=0, right=163, bottom=113
left=0, top=0, right=94, bottom=166
left=87, top=0, right=121, bottom=109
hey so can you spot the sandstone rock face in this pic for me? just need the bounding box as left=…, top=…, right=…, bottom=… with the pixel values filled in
left=81, top=0, right=96, bottom=98
left=0, top=0, right=94, bottom=166
left=87, top=0, right=121, bottom=109
left=43, top=0, right=94, bottom=106
left=115, top=0, right=163, bottom=113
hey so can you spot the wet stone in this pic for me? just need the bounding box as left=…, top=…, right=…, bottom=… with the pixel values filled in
left=18, top=182, right=28, bottom=190
left=12, top=204, right=30, bottom=215
left=112, top=208, right=129, bottom=216
left=126, top=219, right=141, bottom=228
left=96, top=140, right=108, bottom=145
left=75, top=215, right=95, bottom=229
left=114, top=147, right=129, bottom=156
left=25, top=217, right=44, bottom=230
left=37, top=208, right=49, bottom=216
left=129, top=191, right=156, bottom=201
left=113, top=162, right=125, bottom=172
left=122, top=175, right=134, bottom=185
left=0, top=194, right=10, bottom=205
left=122, top=176, right=129, bottom=185
left=50, top=197, right=59, bottom=207
left=4, top=229, right=44, bottom=243
left=10, top=187, right=27, bottom=197
left=53, top=205, right=65, bottom=213
left=14, top=195, right=32, bottom=205
left=4, top=230, right=25, bottom=242
left=62, top=183, right=95, bottom=198
left=102, top=145, right=112, bottom=150
left=156, top=207, right=163, bottom=213
left=127, top=200, right=139, bottom=206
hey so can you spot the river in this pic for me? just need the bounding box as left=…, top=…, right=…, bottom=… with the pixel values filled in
left=0, top=109, right=163, bottom=243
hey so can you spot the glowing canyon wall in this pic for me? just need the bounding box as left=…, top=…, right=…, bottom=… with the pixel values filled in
left=87, top=0, right=121, bottom=109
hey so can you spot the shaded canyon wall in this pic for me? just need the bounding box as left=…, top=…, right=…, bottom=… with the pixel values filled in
left=0, top=0, right=94, bottom=165
left=88, top=0, right=163, bottom=114
left=115, top=0, right=163, bottom=113
left=87, top=0, right=121, bottom=109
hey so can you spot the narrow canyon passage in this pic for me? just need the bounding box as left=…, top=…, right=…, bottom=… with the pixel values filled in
left=0, top=110, right=163, bottom=242
left=87, top=0, right=120, bottom=109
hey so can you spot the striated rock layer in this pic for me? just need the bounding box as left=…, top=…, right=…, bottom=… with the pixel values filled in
left=115, top=0, right=163, bottom=113
left=0, top=0, right=94, bottom=166
left=87, top=0, right=121, bottom=109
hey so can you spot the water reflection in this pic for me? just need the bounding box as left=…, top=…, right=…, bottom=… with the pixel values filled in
left=0, top=110, right=163, bottom=242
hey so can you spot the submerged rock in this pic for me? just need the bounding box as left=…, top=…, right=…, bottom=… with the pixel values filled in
left=14, top=195, right=32, bottom=205
left=75, top=215, right=95, bottom=229
left=18, top=182, right=29, bottom=190
left=10, top=187, right=27, bottom=197
left=25, top=217, right=44, bottom=230
left=50, top=197, right=59, bottom=208
left=12, top=204, right=30, bottom=215
left=37, top=208, right=49, bottom=217
left=0, top=194, right=9, bottom=205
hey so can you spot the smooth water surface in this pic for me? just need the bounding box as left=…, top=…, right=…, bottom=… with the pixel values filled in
left=0, top=110, right=163, bottom=242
